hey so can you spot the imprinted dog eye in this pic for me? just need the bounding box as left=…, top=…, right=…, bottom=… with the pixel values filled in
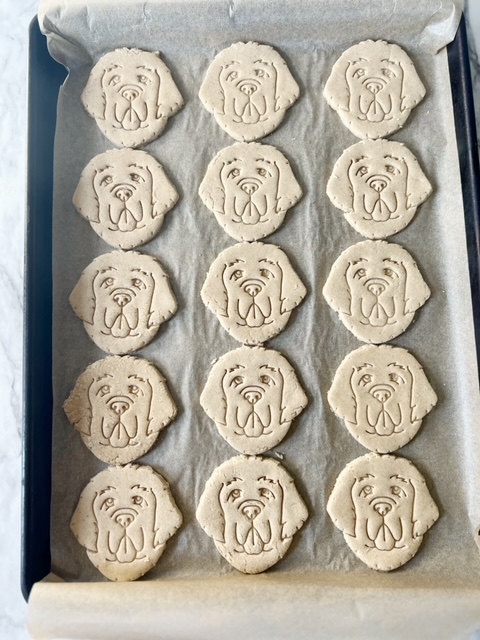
left=101, top=277, right=115, bottom=288
left=232, top=376, right=244, bottom=387
left=255, top=68, right=267, bottom=78
left=359, top=374, right=372, bottom=386
left=226, top=71, right=239, bottom=81
left=382, top=68, right=395, bottom=78
left=385, top=165, right=396, bottom=174
left=132, top=278, right=146, bottom=290
left=383, top=268, right=395, bottom=277
left=109, top=75, right=121, bottom=86
left=101, top=497, right=115, bottom=509
left=353, top=268, right=366, bottom=279
left=356, top=166, right=368, bottom=177
left=353, top=68, right=365, bottom=79
left=128, top=384, right=141, bottom=396
left=259, top=488, right=274, bottom=499
left=227, top=488, right=241, bottom=501
left=388, top=372, right=404, bottom=385
left=257, top=168, right=270, bottom=177
left=360, top=485, right=373, bottom=498
left=130, top=173, right=143, bottom=183
left=132, top=495, right=146, bottom=506
left=98, top=385, right=111, bottom=397
left=231, top=269, right=244, bottom=281
left=259, top=268, right=273, bottom=279
left=391, top=485, right=406, bottom=497
left=227, top=168, right=240, bottom=179
left=100, top=175, right=113, bottom=187
left=260, top=375, right=273, bottom=386
left=138, top=75, right=151, bottom=85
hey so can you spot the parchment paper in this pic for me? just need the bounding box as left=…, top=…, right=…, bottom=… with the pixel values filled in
left=29, top=0, right=480, bottom=637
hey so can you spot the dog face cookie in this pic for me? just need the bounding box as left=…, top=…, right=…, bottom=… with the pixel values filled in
left=201, top=242, right=306, bottom=344
left=197, top=455, right=308, bottom=573
left=73, top=149, right=179, bottom=249
left=199, top=42, right=299, bottom=141
left=64, top=356, right=177, bottom=464
left=199, top=142, right=302, bottom=241
left=201, top=346, right=307, bottom=454
left=327, top=453, right=438, bottom=571
left=328, top=345, right=437, bottom=453
left=70, top=250, right=177, bottom=354
left=327, top=140, right=432, bottom=239
left=71, top=464, right=182, bottom=581
left=82, top=48, right=183, bottom=148
left=323, top=240, right=430, bottom=344
left=324, top=40, right=425, bottom=139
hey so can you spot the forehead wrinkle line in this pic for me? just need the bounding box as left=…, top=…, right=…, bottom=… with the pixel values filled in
left=259, top=259, right=276, bottom=265
left=356, top=363, right=373, bottom=370
left=98, top=486, right=116, bottom=495
left=257, top=476, right=276, bottom=484
left=131, top=269, right=150, bottom=275
left=127, top=374, right=147, bottom=382
left=259, top=364, right=277, bottom=372
left=131, top=484, right=149, bottom=492
left=351, top=258, right=367, bottom=265
left=358, top=474, right=375, bottom=481
left=99, top=267, right=118, bottom=273
left=384, top=155, right=401, bottom=161
left=225, top=477, right=243, bottom=486
left=228, top=365, right=245, bottom=372
left=387, top=362, right=406, bottom=370
left=128, top=163, right=146, bottom=169
left=390, top=474, right=409, bottom=483
left=95, top=373, right=114, bottom=380
left=351, top=58, right=368, bottom=65
left=227, top=259, right=245, bottom=267
left=224, top=61, right=240, bottom=69
left=382, top=259, right=400, bottom=265
left=98, top=165, right=114, bottom=173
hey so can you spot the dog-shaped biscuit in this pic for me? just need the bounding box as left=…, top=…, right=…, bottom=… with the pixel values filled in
left=73, top=149, right=179, bottom=249
left=70, top=250, right=177, bottom=354
left=196, top=455, right=308, bottom=573
left=71, top=464, right=182, bottom=581
left=199, top=42, right=299, bottom=141
left=82, top=48, right=183, bottom=148
left=64, top=356, right=177, bottom=464
left=201, top=346, right=308, bottom=454
left=323, top=240, right=430, bottom=343
left=199, top=142, right=302, bottom=241
left=327, top=453, right=439, bottom=571
left=324, top=40, right=425, bottom=139
left=201, top=242, right=306, bottom=344
left=328, top=345, right=437, bottom=453
left=327, top=140, right=432, bottom=239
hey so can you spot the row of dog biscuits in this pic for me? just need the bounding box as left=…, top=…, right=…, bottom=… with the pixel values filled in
left=65, top=48, right=186, bottom=580
left=322, top=40, right=439, bottom=571
left=197, top=42, right=309, bottom=574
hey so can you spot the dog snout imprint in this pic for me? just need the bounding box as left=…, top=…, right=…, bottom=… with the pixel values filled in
left=200, top=42, right=299, bottom=141
left=73, top=149, right=179, bottom=249
left=196, top=455, right=308, bottom=573
left=82, top=48, right=183, bottom=148
left=324, top=40, right=425, bottom=140
left=327, top=140, right=432, bottom=239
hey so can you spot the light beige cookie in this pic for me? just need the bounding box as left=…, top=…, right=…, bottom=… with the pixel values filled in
left=328, top=345, right=437, bottom=453
left=196, top=455, right=308, bottom=573
left=201, top=346, right=307, bottom=454
left=199, top=142, right=302, bottom=241
left=327, top=453, right=438, bottom=571
left=64, top=356, right=177, bottom=464
left=324, top=40, right=425, bottom=139
left=82, top=48, right=183, bottom=148
left=323, top=240, right=430, bottom=343
left=70, top=250, right=177, bottom=355
left=71, top=464, right=182, bottom=581
left=73, top=149, right=179, bottom=249
left=327, top=140, right=432, bottom=239
left=199, top=42, right=299, bottom=141
left=201, top=242, right=306, bottom=344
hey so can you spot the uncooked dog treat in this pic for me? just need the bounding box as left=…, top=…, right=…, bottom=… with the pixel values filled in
left=73, top=149, right=179, bottom=249
left=327, top=452, right=439, bottom=571
left=324, top=40, right=426, bottom=139
left=69, top=250, right=177, bottom=355
left=196, top=455, right=308, bottom=573
left=201, top=346, right=308, bottom=454
left=71, top=464, right=182, bottom=581
left=199, top=42, right=300, bottom=141
left=201, top=242, right=307, bottom=344
left=81, top=48, right=183, bottom=148
left=64, top=356, right=177, bottom=464
left=328, top=345, right=437, bottom=453
left=326, top=140, right=432, bottom=239
left=199, top=142, right=302, bottom=241
left=323, top=240, right=430, bottom=344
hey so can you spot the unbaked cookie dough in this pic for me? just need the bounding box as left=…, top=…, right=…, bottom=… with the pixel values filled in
left=328, top=345, right=437, bottom=453
left=323, top=240, right=430, bottom=344
left=73, top=149, right=179, bottom=249
left=327, top=452, right=439, bottom=571
left=196, top=455, right=308, bottom=573
left=82, top=48, right=183, bottom=148
left=326, top=140, right=432, bottom=239
left=199, top=142, right=302, bottom=241
left=201, top=242, right=307, bottom=344
left=70, top=250, right=177, bottom=355
left=201, top=346, right=308, bottom=454
left=64, top=356, right=177, bottom=464
left=199, top=42, right=300, bottom=141
left=324, top=40, right=426, bottom=139
left=71, top=464, right=182, bottom=581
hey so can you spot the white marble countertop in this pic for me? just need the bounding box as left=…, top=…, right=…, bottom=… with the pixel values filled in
left=2, top=2, right=480, bottom=638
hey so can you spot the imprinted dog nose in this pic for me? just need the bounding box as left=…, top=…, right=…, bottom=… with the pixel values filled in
left=115, top=187, right=133, bottom=202
left=374, top=502, right=392, bottom=517
left=365, top=80, right=383, bottom=94
left=115, top=513, right=134, bottom=527
left=242, top=504, right=261, bottom=520
left=240, top=83, right=257, bottom=96
left=113, top=292, right=132, bottom=307
left=244, top=283, right=262, bottom=297
left=121, top=87, right=140, bottom=101
left=241, top=182, right=259, bottom=195
left=110, top=400, right=129, bottom=415
left=367, top=282, right=386, bottom=297
left=369, top=178, right=388, bottom=192
left=243, top=390, right=262, bottom=404
left=371, top=387, right=392, bottom=403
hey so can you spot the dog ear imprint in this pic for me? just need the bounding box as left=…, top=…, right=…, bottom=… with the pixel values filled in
left=82, top=48, right=183, bottom=148
left=196, top=455, right=308, bottom=573
left=324, top=40, right=425, bottom=140
left=70, top=250, right=177, bottom=355
left=326, top=139, right=432, bottom=239
left=327, top=452, right=438, bottom=571
left=199, top=41, right=300, bottom=141
left=199, top=142, right=302, bottom=242
left=201, top=345, right=307, bottom=454
left=71, top=464, right=182, bottom=581
left=323, top=239, right=430, bottom=344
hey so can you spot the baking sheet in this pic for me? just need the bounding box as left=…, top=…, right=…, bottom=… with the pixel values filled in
left=29, top=0, right=480, bottom=637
